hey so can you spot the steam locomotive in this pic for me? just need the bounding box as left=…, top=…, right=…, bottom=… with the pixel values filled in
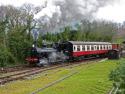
left=25, top=41, right=121, bottom=66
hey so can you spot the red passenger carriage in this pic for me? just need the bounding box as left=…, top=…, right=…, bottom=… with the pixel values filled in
left=62, top=41, right=121, bottom=60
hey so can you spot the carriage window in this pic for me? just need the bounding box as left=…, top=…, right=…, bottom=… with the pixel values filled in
left=100, top=46, right=102, bottom=50
left=94, top=45, right=97, bottom=50
left=74, top=46, right=76, bottom=51
left=87, top=45, right=90, bottom=51
left=108, top=45, right=109, bottom=49
left=91, top=46, right=94, bottom=50
left=108, top=45, right=112, bottom=49
left=82, top=45, right=85, bottom=51
left=97, top=45, right=99, bottom=50
left=107, top=46, right=108, bottom=50
left=103, top=46, right=105, bottom=50
left=77, top=45, right=80, bottom=51
left=107, top=45, right=109, bottom=49
left=98, top=45, right=100, bottom=50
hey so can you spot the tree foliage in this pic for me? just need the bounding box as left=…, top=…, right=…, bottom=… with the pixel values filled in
left=42, top=20, right=117, bottom=42
left=0, top=5, right=34, bottom=67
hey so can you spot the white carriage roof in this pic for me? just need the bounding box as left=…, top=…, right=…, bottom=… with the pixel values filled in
left=68, top=41, right=112, bottom=45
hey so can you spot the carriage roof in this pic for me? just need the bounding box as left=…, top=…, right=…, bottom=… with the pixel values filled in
left=68, top=41, right=112, bottom=45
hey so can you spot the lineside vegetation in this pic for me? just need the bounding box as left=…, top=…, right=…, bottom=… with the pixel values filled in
left=109, top=58, right=125, bottom=94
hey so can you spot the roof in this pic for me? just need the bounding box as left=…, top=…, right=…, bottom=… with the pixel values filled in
left=68, top=41, right=112, bottom=45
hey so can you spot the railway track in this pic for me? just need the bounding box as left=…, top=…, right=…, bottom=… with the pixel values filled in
left=0, top=64, right=28, bottom=73
left=0, top=65, right=62, bottom=85
left=0, top=58, right=107, bottom=85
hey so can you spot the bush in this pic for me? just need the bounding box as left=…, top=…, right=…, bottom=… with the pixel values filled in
left=0, top=46, right=17, bottom=67
left=8, top=31, right=32, bottom=63
left=109, top=60, right=125, bottom=93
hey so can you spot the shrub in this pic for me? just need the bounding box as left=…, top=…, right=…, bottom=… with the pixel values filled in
left=109, top=60, right=125, bottom=94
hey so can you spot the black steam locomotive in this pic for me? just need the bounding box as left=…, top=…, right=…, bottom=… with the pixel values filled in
left=26, top=42, right=69, bottom=66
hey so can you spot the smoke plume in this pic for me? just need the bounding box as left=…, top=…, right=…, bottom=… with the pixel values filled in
left=37, top=0, right=116, bottom=32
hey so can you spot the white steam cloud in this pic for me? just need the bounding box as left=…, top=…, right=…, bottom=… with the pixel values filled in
left=35, top=0, right=116, bottom=32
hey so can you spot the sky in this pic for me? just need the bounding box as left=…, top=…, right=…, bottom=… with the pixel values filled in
left=0, top=0, right=46, bottom=6
left=0, top=0, right=125, bottom=23
left=96, top=0, right=125, bottom=23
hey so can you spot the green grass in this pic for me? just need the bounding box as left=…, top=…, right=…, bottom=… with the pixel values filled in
left=38, top=59, right=121, bottom=94
left=0, top=59, right=122, bottom=94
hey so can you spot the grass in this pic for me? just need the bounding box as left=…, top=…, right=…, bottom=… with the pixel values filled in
left=38, top=59, right=121, bottom=94
left=0, top=59, right=122, bottom=94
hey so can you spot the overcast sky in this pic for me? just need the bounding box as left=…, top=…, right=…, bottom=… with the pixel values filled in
left=97, top=0, right=125, bottom=23
left=0, top=0, right=125, bottom=23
